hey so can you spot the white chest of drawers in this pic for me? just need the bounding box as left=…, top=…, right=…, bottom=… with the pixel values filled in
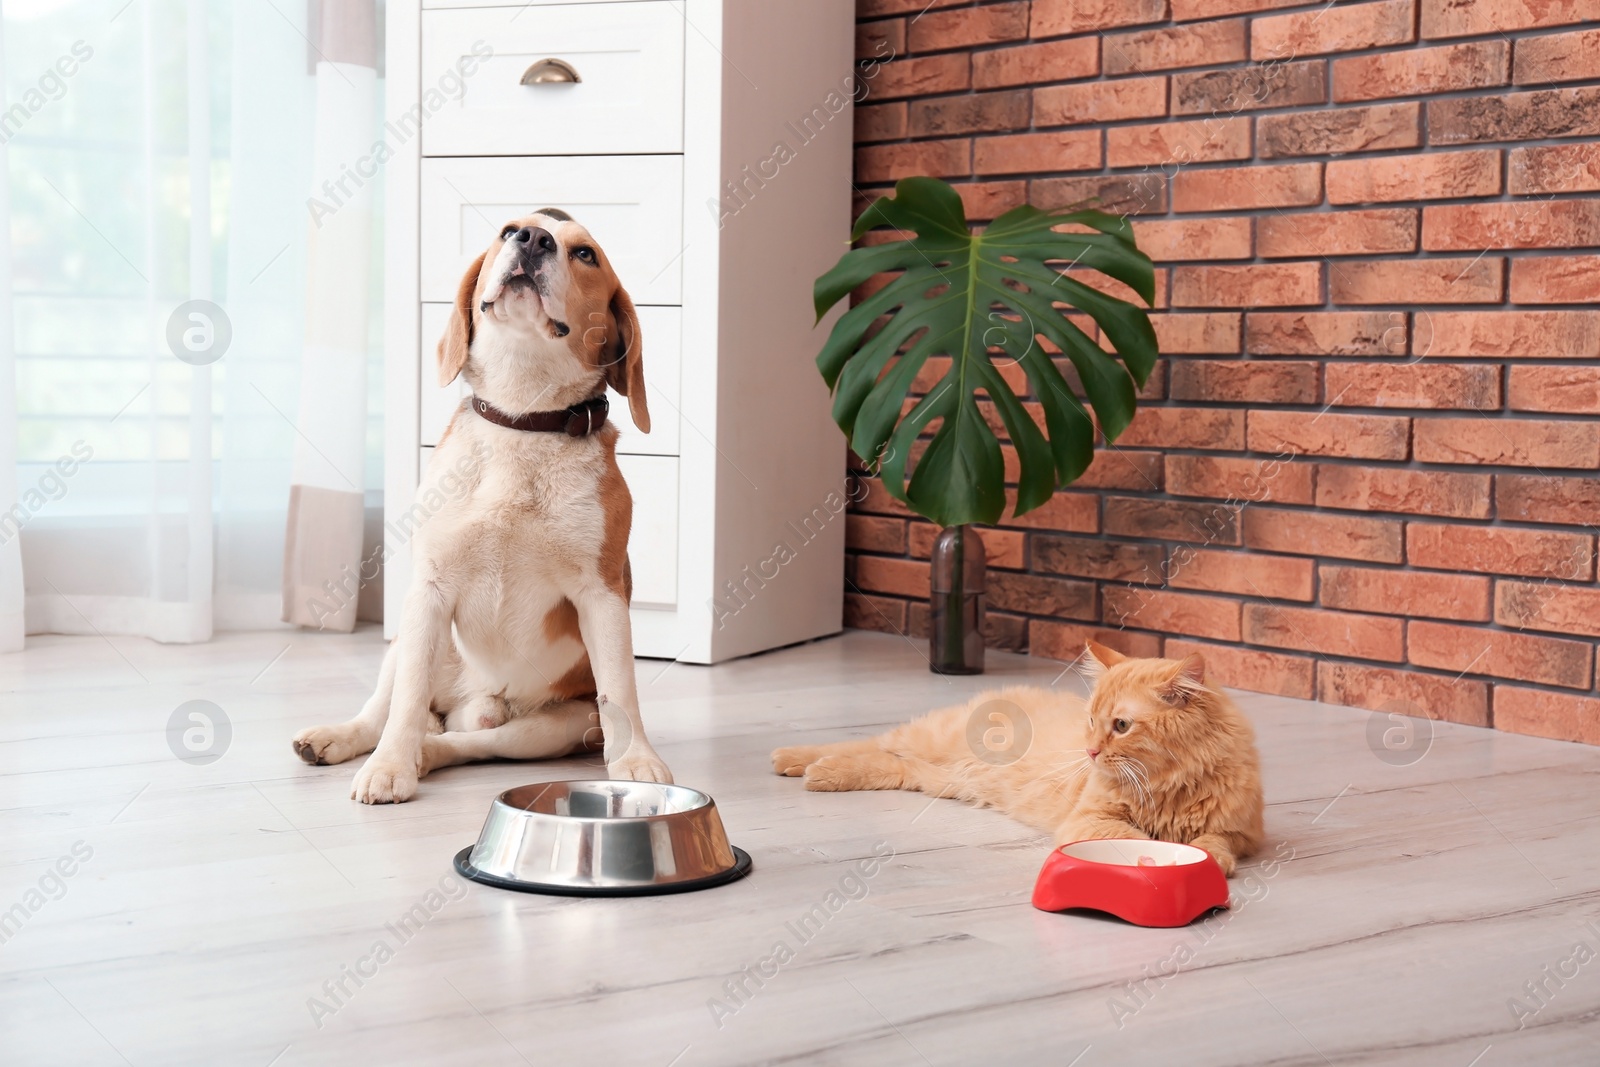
left=383, top=0, right=854, bottom=662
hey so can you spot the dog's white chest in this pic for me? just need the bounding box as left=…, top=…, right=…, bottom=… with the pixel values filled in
left=412, top=429, right=613, bottom=701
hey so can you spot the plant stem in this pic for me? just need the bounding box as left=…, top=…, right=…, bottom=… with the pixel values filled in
left=938, top=526, right=966, bottom=671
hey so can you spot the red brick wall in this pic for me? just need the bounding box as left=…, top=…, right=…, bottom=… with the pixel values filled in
left=843, top=0, right=1600, bottom=745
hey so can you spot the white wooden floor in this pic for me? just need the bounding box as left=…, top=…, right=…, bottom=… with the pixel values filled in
left=2, top=627, right=1599, bottom=1066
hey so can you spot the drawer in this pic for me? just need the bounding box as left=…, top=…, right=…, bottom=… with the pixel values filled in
left=618, top=454, right=678, bottom=608
left=420, top=155, right=684, bottom=306
left=416, top=448, right=677, bottom=608
left=419, top=302, right=681, bottom=456
left=421, top=2, right=684, bottom=156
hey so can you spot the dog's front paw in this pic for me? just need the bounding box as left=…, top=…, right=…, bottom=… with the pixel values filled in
left=351, top=757, right=419, bottom=804
left=607, top=748, right=674, bottom=784
left=292, top=724, right=372, bottom=767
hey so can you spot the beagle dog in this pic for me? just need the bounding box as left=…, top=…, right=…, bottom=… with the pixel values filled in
left=292, top=209, right=672, bottom=803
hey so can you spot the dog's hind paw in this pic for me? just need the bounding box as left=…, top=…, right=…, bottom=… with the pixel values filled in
left=292, top=724, right=372, bottom=767
left=294, top=740, right=327, bottom=766
left=443, top=693, right=509, bottom=734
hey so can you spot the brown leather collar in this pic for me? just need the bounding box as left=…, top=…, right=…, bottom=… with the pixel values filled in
left=470, top=394, right=609, bottom=437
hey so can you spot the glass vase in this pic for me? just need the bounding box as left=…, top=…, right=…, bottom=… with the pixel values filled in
left=929, top=525, right=986, bottom=675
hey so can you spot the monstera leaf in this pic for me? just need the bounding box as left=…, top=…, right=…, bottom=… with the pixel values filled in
left=814, top=177, right=1158, bottom=528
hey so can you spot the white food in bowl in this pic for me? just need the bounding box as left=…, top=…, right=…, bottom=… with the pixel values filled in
left=1058, top=839, right=1210, bottom=867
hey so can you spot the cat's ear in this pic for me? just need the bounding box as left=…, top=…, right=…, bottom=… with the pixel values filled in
left=1164, top=653, right=1208, bottom=705
left=1081, top=640, right=1127, bottom=681
left=1086, top=640, right=1127, bottom=669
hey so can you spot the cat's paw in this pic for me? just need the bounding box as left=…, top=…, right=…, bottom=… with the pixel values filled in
left=1186, top=834, right=1239, bottom=877
left=803, top=755, right=861, bottom=792
left=771, top=745, right=822, bottom=777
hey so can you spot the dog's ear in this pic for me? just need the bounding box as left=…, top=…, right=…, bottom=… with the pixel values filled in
left=606, top=283, right=649, bottom=433
left=438, top=252, right=485, bottom=387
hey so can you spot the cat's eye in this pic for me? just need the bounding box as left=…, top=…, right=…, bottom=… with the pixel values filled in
left=1113, top=718, right=1131, bottom=734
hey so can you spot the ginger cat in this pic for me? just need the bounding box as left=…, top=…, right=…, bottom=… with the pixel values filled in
left=771, top=641, right=1264, bottom=875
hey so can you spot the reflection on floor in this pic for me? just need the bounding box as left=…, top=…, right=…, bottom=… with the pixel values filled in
left=2, top=627, right=1597, bottom=1065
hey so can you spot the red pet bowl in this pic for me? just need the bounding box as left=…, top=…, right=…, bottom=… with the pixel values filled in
left=1032, top=839, right=1229, bottom=928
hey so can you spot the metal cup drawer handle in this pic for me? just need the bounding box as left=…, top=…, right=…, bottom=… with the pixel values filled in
left=521, top=58, right=581, bottom=85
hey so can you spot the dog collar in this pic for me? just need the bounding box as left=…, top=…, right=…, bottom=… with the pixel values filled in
left=470, top=394, right=609, bottom=437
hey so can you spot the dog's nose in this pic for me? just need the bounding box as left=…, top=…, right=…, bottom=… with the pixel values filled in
left=513, top=226, right=557, bottom=256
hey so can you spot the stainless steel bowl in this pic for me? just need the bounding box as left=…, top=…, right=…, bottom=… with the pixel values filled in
left=453, top=780, right=752, bottom=896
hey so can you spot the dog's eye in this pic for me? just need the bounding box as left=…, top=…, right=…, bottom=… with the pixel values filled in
left=500, top=226, right=517, bottom=241
left=574, top=246, right=596, bottom=264
left=1113, top=718, right=1131, bottom=734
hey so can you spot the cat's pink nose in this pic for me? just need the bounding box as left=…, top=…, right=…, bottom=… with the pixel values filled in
left=1086, top=747, right=1099, bottom=760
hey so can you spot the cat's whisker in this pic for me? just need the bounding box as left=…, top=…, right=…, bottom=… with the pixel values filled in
left=1128, top=758, right=1158, bottom=799
left=1119, top=765, right=1143, bottom=808
left=1114, top=759, right=1151, bottom=808
left=1062, top=762, right=1092, bottom=784
left=1036, top=755, right=1088, bottom=780
left=1126, top=764, right=1153, bottom=805
left=1125, top=757, right=1151, bottom=788
left=1038, top=761, right=1091, bottom=787
left=1132, top=758, right=1171, bottom=793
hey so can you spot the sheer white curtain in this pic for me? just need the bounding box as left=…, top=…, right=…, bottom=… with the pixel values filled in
left=282, top=0, right=379, bottom=633
left=3, top=0, right=384, bottom=645
left=0, top=13, right=19, bottom=652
